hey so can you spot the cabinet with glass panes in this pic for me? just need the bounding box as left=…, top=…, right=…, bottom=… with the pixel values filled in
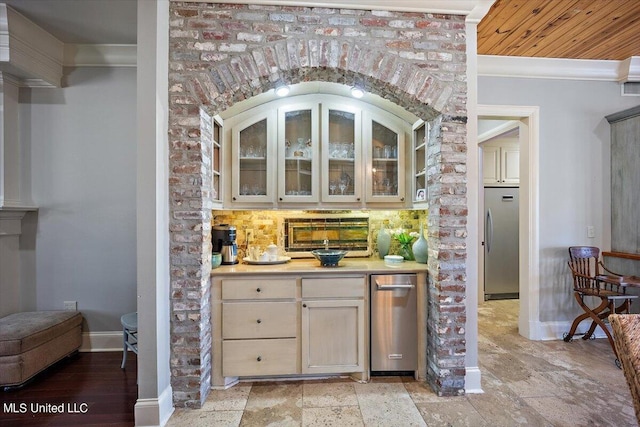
left=413, top=120, right=429, bottom=207
left=224, top=94, right=413, bottom=208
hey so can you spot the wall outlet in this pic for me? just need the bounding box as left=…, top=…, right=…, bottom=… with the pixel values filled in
left=587, top=226, right=595, bottom=238
left=64, top=301, right=77, bottom=311
left=246, top=230, right=253, bottom=243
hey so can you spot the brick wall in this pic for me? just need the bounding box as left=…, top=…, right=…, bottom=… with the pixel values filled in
left=168, top=1, right=468, bottom=407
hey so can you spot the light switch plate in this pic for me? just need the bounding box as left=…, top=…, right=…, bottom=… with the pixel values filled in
left=587, top=226, right=595, bottom=238
left=64, top=301, right=77, bottom=311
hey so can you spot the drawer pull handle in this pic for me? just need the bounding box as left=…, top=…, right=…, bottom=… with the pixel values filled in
left=256, top=319, right=262, bottom=324
left=256, top=288, right=261, bottom=293
left=257, top=356, right=262, bottom=362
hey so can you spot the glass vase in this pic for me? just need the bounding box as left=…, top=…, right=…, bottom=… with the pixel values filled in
left=412, top=221, right=428, bottom=264
left=377, top=221, right=391, bottom=259
left=398, top=243, right=414, bottom=261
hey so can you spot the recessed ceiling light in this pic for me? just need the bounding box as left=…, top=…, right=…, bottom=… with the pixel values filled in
left=275, top=84, right=290, bottom=97
left=351, top=86, right=364, bottom=98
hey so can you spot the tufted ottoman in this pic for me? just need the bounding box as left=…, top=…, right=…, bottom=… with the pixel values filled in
left=0, top=311, right=82, bottom=388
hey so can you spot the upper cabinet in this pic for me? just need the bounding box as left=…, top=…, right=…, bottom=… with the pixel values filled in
left=222, top=94, right=414, bottom=208
left=364, top=111, right=405, bottom=204
left=412, top=120, right=429, bottom=207
left=231, top=111, right=277, bottom=204
left=482, top=141, right=519, bottom=186
left=201, top=109, right=224, bottom=208
left=279, top=104, right=320, bottom=203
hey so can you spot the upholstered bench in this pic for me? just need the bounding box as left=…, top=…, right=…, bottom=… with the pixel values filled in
left=0, top=311, right=82, bottom=388
left=610, top=313, right=640, bottom=424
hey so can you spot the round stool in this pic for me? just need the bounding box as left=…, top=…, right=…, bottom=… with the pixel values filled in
left=120, top=312, right=138, bottom=369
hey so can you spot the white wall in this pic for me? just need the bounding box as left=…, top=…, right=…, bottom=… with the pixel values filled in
left=19, top=66, right=137, bottom=332
left=479, top=76, right=639, bottom=323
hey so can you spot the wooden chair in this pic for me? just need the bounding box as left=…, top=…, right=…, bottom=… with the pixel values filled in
left=564, top=246, right=637, bottom=366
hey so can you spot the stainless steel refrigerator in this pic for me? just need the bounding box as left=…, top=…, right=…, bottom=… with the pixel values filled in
left=484, top=187, right=519, bottom=300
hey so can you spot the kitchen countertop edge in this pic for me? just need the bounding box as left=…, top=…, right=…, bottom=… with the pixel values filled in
left=211, top=258, right=428, bottom=275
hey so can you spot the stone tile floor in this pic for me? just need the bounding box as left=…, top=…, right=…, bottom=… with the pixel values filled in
left=167, top=300, right=638, bottom=426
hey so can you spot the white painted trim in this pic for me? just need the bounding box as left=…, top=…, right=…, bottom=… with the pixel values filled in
left=464, top=366, right=483, bottom=393
left=79, top=331, right=123, bottom=352
left=186, top=0, right=495, bottom=15
left=536, top=320, right=609, bottom=341
left=134, top=387, right=175, bottom=427
left=477, top=120, right=519, bottom=143
left=0, top=5, right=63, bottom=87
left=477, top=105, right=541, bottom=342
left=64, top=44, right=137, bottom=68
left=479, top=55, right=640, bottom=83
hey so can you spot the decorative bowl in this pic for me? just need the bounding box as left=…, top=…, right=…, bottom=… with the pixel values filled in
left=211, top=252, right=222, bottom=269
left=384, top=254, right=404, bottom=267
left=311, top=249, right=348, bottom=267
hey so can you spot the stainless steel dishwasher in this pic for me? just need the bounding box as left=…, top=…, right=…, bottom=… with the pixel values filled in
left=370, top=274, right=417, bottom=374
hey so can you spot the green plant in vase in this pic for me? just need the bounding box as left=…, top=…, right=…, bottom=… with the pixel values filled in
left=392, top=229, right=419, bottom=260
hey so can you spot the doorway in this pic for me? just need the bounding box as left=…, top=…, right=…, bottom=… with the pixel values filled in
left=479, top=119, right=520, bottom=301
left=477, top=105, right=540, bottom=340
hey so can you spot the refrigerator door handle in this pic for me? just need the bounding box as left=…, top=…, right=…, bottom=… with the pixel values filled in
left=486, top=208, right=493, bottom=253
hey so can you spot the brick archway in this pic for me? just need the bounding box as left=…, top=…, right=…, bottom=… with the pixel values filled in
left=168, top=2, right=468, bottom=408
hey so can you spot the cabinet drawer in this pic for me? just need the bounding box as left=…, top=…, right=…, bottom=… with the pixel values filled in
left=223, top=302, right=297, bottom=339
left=302, top=277, right=365, bottom=298
left=223, top=339, right=298, bottom=377
left=222, top=278, right=296, bottom=300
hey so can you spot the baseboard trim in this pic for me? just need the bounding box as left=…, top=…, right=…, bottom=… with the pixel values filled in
left=465, top=366, right=483, bottom=394
left=80, top=331, right=122, bottom=352
left=536, top=320, right=609, bottom=341
left=134, top=386, right=174, bottom=427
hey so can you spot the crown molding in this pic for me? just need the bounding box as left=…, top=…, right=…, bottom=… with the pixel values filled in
left=64, top=44, right=137, bottom=67
left=0, top=4, right=63, bottom=87
left=188, top=0, right=494, bottom=16
left=478, top=55, right=640, bottom=83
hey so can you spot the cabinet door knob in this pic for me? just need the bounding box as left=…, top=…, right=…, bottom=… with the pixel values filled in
left=232, top=196, right=237, bottom=201
left=256, top=288, right=261, bottom=293
left=401, top=197, right=405, bottom=202
left=257, top=356, right=262, bottom=362
left=303, top=303, right=307, bottom=308
left=357, top=198, right=361, bottom=202
left=279, top=197, right=283, bottom=201
left=256, top=319, right=262, bottom=324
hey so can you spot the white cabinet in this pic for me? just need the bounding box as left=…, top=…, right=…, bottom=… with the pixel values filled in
left=223, top=95, right=411, bottom=208
left=483, top=142, right=519, bottom=186
left=301, top=277, right=366, bottom=374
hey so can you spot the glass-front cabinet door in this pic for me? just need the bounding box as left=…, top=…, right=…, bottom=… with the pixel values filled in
left=321, top=104, right=362, bottom=203
left=364, top=111, right=405, bottom=203
left=231, top=111, right=276, bottom=204
left=413, top=120, right=428, bottom=206
left=278, top=104, right=319, bottom=203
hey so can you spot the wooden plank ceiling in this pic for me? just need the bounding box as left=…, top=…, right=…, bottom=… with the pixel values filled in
left=477, top=0, right=640, bottom=60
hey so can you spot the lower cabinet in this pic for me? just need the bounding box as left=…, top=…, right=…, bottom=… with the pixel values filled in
left=301, top=276, right=366, bottom=374
left=301, top=299, right=365, bottom=374
left=218, top=275, right=366, bottom=379
left=223, top=338, right=297, bottom=377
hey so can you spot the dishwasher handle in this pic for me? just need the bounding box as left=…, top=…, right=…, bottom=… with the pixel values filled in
left=375, top=280, right=415, bottom=290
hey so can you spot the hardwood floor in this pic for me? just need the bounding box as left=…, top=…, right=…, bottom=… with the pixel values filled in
left=0, top=352, right=137, bottom=427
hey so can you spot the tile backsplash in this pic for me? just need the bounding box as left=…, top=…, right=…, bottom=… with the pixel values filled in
left=212, top=209, right=427, bottom=259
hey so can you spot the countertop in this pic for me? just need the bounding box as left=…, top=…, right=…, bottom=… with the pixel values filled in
left=211, top=257, right=428, bottom=275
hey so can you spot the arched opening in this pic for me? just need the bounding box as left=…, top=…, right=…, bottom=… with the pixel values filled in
left=167, top=3, right=469, bottom=407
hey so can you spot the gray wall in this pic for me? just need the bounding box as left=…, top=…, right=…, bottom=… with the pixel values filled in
left=479, top=76, right=639, bottom=323
left=19, top=66, right=137, bottom=332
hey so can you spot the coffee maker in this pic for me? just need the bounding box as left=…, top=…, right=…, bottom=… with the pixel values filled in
left=212, top=224, right=238, bottom=265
